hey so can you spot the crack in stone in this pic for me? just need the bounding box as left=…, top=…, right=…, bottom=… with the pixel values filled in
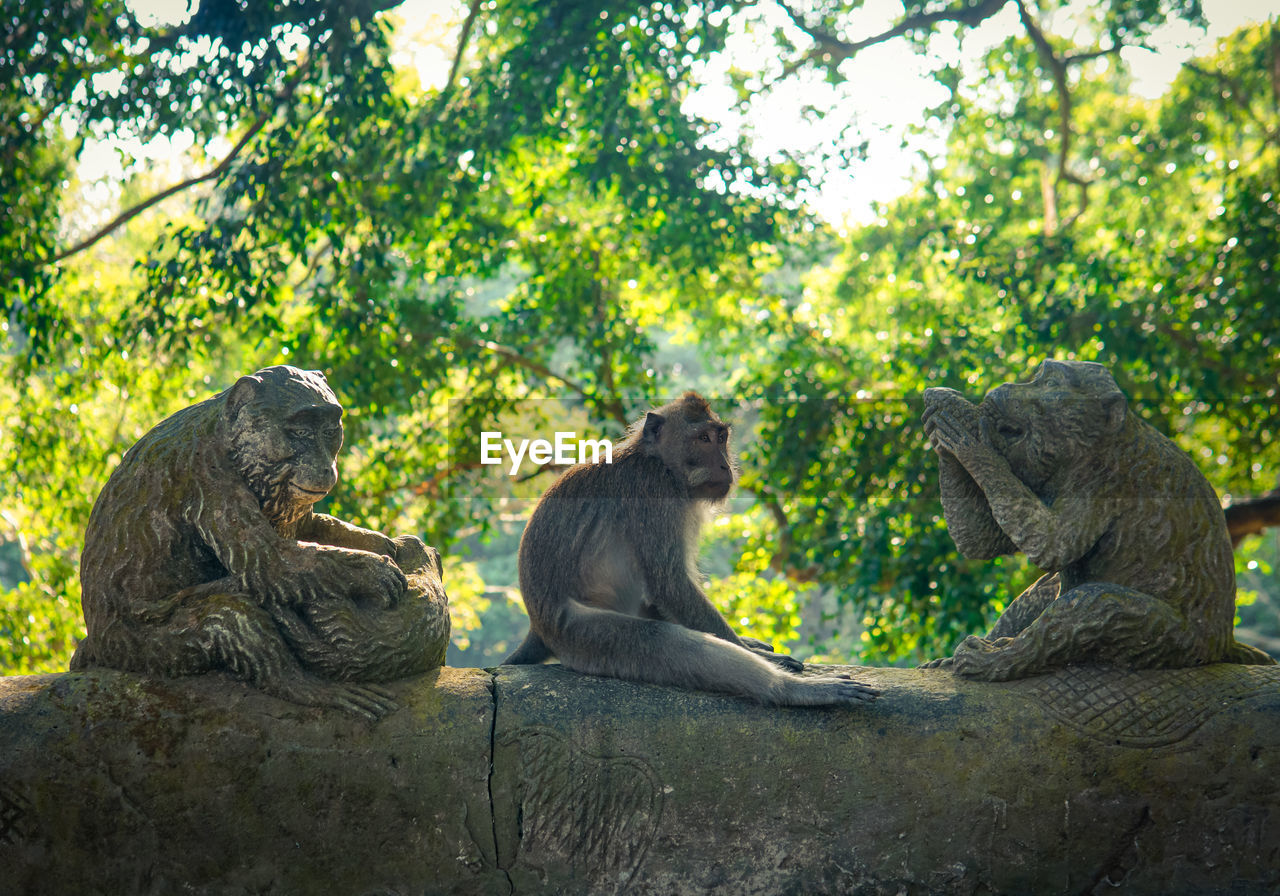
left=484, top=668, right=515, bottom=895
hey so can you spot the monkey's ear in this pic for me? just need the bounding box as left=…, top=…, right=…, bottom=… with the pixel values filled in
left=1102, top=391, right=1127, bottom=433
left=225, top=374, right=264, bottom=422
left=642, top=411, right=666, bottom=444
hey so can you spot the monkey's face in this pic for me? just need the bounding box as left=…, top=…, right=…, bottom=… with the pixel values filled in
left=639, top=393, right=736, bottom=501
left=225, top=367, right=345, bottom=527
left=682, top=420, right=735, bottom=501
left=980, top=360, right=1127, bottom=493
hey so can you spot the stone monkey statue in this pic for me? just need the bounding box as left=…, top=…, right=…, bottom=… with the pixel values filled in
left=505, top=392, right=879, bottom=707
left=921, top=358, right=1274, bottom=680
left=72, top=366, right=450, bottom=719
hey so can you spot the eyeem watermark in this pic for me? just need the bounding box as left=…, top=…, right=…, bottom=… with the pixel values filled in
left=481, top=431, right=614, bottom=476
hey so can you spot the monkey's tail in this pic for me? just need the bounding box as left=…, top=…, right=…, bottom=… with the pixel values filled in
left=1225, top=639, right=1278, bottom=666
left=69, top=639, right=93, bottom=671
left=504, top=629, right=554, bottom=665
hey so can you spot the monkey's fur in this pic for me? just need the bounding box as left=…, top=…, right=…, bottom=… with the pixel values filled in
left=505, top=392, right=879, bottom=707
left=72, top=366, right=450, bottom=719
left=921, top=359, right=1274, bottom=680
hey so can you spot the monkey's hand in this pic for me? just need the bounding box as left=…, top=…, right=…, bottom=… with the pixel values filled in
left=735, top=636, right=805, bottom=671
left=922, top=388, right=980, bottom=455
left=325, top=549, right=407, bottom=609
left=752, top=647, right=805, bottom=673
left=817, top=673, right=881, bottom=704
left=391, top=534, right=441, bottom=577
left=270, top=673, right=400, bottom=722
left=925, top=398, right=1005, bottom=478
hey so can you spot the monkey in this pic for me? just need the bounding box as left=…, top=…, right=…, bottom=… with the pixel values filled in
left=71, top=365, right=448, bottom=720
left=504, top=392, right=880, bottom=707
left=919, top=359, right=1274, bottom=680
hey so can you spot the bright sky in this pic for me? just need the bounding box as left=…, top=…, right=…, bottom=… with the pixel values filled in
left=676, top=0, right=1280, bottom=223
left=103, top=0, right=1280, bottom=228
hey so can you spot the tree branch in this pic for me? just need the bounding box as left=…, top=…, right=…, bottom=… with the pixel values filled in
left=739, top=479, right=820, bottom=581
left=776, top=0, right=1009, bottom=64
left=1015, top=0, right=1095, bottom=233
left=1226, top=491, right=1280, bottom=547
left=1062, top=44, right=1123, bottom=67
left=413, top=460, right=483, bottom=498
left=48, top=63, right=309, bottom=266
left=589, top=266, right=630, bottom=428
left=454, top=335, right=591, bottom=397
left=431, top=0, right=482, bottom=120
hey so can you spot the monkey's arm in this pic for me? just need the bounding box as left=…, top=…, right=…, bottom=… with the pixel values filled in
left=184, top=466, right=405, bottom=610
left=299, top=514, right=397, bottom=555
left=302, top=514, right=438, bottom=578
left=299, top=515, right=437, bottom=576
left=655, top=576, right=741, bottom=642
left=926, top=407, right=1111, bottom=571
left=923, top=389, right=1018, bottom=559
left=636, top=530, right=742, bottom=642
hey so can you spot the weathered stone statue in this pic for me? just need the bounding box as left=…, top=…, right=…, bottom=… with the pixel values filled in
left=921, top=358, right=1273, bottom=680
left=71, top=365, right=450, bottom=719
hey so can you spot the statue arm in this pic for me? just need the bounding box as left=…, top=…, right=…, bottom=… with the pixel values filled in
left=298, top=513, right=397, bottom=556
left=183, top=466, right=404, bottom=610
left=924, top=389, right=1017, bottom=559
left=299, top=514, right=434, bottom=575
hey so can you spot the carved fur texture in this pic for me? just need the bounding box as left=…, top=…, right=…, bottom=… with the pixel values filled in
left=922, top=359, right=1274, bottom=680
left=72, top=365, right=449, bottom=719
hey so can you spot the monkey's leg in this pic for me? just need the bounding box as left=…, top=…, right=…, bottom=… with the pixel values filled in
left=113, top=590, right=400, bottom=720
left=503, top=629, right=554, bottom=665
left=641, top=602, right=802, bottom=669
left=919, top=574, right=1061, bottom=670
left=650, top=581, right=805, bottom=671
left=551, top=604, right=877, bottom=707
left=986, top=573, right=1061, bottom=639
left=950, top=583, right=1198, bottom=681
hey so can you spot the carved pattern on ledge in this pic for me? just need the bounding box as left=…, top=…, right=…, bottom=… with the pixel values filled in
left=0, top=784, right=31, bottom=846
left=1031, top=664, right=1280, bottom=747
left=499, top=726, right=663, bottom=892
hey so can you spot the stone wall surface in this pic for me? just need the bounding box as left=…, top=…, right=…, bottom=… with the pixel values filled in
left=3, top=662, right=1280, bottom=895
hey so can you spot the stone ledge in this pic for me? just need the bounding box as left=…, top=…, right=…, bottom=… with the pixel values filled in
left=2, top=663, right=1279, bottom=895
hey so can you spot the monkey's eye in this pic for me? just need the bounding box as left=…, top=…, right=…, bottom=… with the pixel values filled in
left=717, top=430, right=728, bottom=444
left=699, top=432, right=711, bottom=443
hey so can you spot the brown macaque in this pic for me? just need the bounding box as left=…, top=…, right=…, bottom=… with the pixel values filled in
left=505, top=392, right=879, bottom=707
left=73, top=366, right=435, bottom=720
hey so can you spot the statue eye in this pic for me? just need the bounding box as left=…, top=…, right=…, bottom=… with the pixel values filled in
left=286, top=427, right=310, bottom=441
left=996, top=422, right=1024, bottom=440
